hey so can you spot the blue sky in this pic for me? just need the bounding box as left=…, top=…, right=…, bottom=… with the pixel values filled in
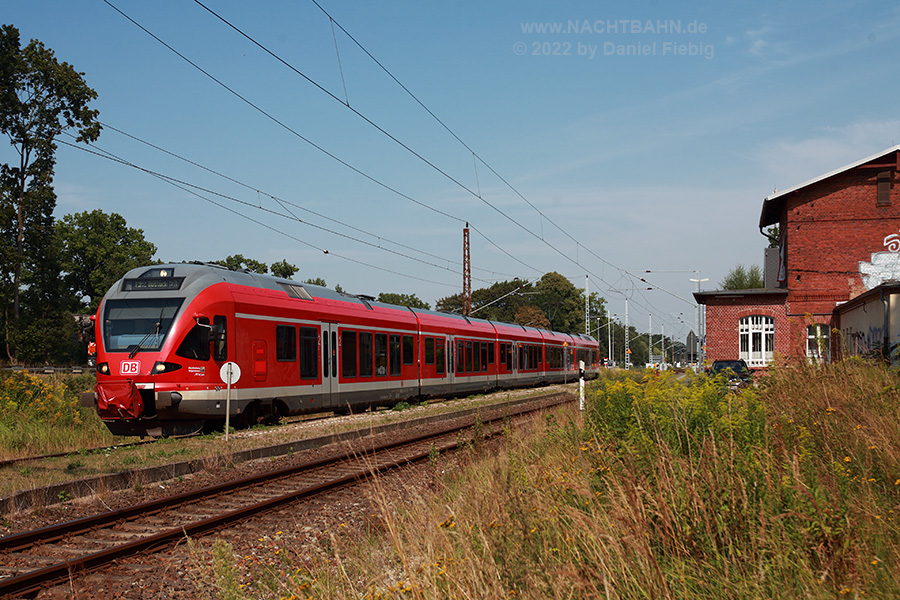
left=4, top=0, right=900, bottom=342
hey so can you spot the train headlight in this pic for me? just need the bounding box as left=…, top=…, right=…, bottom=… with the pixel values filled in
left=96, top=362, right=110, bottom=375
left=152, top=361, right=183, bottom=374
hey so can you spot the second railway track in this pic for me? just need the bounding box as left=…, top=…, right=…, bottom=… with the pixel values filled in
left=0, top=392, right=573, bottom=598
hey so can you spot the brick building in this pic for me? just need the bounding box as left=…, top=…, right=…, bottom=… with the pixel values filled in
left=695, top=146, right=900, bottom=368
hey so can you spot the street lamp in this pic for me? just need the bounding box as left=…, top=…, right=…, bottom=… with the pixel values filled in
left=689, top=274, right=709, bottom=365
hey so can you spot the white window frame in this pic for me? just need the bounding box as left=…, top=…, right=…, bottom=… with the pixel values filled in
left=806, top=324, right=830, bottom=364
left=739, top=315, right=774, bottom=368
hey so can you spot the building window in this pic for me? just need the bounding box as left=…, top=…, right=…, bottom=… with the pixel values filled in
left=807, top=324, right=830, bottom=363
left=739, top=315, right=774, bottom=368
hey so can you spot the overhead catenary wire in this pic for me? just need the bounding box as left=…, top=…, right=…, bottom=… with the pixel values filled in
left=59, top=134, right=508, bottom=286
left=101, top=0, right=541, bottom=277
left=58, top=138, right=461, bottom=290
left=103, top=0, right=692, bottom=332
left=96, top=121, right=520, bottom=282
left=305, top=0, right=699, bottom=310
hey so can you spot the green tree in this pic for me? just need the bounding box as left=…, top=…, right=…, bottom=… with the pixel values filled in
left=0, top=25, right=100, bottom=363
left=56, top=210, right=157, bottom=312
left=719, top=264, right=764, bottom=290
left=532, top=272, right=584, bottom=333
left=270, top=259, right=298, bottom=279
left=304, top=277, right=327, bottom=287
left=376, top=292, right=430, bottom=309
left=765, top=225, right=780, bottom=249
left=436, top=279, right=535, bottom=321
left=215, top=254, right=267, bottom=274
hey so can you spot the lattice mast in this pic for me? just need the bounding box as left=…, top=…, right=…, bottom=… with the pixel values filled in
left=463, top=223, right=471, bottom=316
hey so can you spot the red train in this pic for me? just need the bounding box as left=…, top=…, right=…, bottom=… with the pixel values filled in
left=81, top=263, right=600, bottom=437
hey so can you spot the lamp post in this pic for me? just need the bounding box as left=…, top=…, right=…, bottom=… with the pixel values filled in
left=689, top=273, right=709, bottom=365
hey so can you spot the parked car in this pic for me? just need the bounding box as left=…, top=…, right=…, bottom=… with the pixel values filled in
left=708, top=359, right=753, bottom=388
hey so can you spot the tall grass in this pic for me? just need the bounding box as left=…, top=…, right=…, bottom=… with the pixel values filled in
left=198, top=362, right=900, bottom=599
left=0, top=371, right=113, bottom=458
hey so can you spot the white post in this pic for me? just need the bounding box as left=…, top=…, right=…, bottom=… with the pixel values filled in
left=578, top=360, right=585, bottom=412
left=225, top=364, right=232, bottom=442
left=219, top=362, right=241, bottom=442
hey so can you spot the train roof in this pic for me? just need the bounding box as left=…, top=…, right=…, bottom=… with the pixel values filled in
left=108, top=263, right=598, bottom=345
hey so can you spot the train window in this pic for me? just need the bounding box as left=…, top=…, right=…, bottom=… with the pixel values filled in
left=175, top=317, right=211, bottom=361
left=472, top=341, right=480, bottom=373
left=488, top=342, right=494, bottom=365
left=359, top=332, right=373, bottom=377
left=481, top=342, right=488, bottom=371
left=213, top=316, right=227, bottom=361
left=456, top=341, right=464, bottom=373
left=341, top=330, right=357, bottom=378
left=390, top=334, right=402, bottom=376
left=331, top=332, right=337, bottom=378
left=299, top=327, right=318, bottom=380
left=322, top=334, right=329, bottom=379
left=465, top=341, right=473, bottom=373
left=519, top=345, right=526, bottom=370
left=403, top=335, right=414, bottom=366
left=375, top=333, right=388, bottom=377
left=278, top=283, right=313, bottom=301
left=276, top=325, right=296, bottom=361
left=506, top=344, right=513, bottom=370
left=425, top=337, right=435, bottom=365
left=436, top=339, right=445, bottom=374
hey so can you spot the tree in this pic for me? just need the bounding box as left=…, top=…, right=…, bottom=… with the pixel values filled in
left=719, top=264, right=764, bottom=290
left=304, top=277, right=327, bottom=287
left=513, top=305, right=550, bottom=328
left=765, top=225, right=780, bottom=249
left=270, top=259, right=298, bottom=279
left=532, top=272, right=585, bottom=333
left=215, top=254, right=267, bottom=274
left=435, top=273, right=603, bottom=334
left=0, top=25, right=100, bottom=363
left=56, top=210, right=157, bottom=312
left=377, top=292, right=430, bottom=309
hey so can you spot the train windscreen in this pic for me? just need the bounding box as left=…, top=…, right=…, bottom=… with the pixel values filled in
left=102, top=298, right=184, bottom=353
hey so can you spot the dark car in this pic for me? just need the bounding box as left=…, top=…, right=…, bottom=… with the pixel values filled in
left=709, top=359, right=753, bottom=388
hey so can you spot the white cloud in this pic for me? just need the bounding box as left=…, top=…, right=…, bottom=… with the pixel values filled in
left=756, top=120, right=900, bottom=191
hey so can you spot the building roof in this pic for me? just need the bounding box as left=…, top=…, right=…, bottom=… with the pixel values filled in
left=759, top=145, right=900, bottom=228
left=833, top=280, right=900, bottom=315
left=693, top=288, right=789, bottom=305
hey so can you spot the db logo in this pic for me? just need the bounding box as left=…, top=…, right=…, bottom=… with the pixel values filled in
left=120, top=360, right=141, bottom=375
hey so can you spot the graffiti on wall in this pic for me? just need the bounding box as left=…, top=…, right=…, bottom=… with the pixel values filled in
left=859, top=230, right=900, bottom=289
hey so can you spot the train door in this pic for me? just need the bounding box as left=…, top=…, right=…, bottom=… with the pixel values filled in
left=322, top=323, right=339, bottom=399
left=446, top=334, right=457, bottom=392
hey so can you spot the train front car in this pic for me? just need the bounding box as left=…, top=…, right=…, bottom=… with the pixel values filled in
left=82, top=264, right=232, bottom=437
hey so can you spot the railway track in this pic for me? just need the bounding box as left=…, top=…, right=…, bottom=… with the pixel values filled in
left=0, top=393, right=572, bottom=598
left=0, top=412, right=337, bottom=471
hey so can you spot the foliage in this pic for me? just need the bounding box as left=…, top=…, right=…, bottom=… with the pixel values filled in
left=0, top=371, right=111, bottom=456
left=719, top=263, right=764, bottom=290
left=0, top=24, right=100, bottom=364
left=261, top=361, right=900, bottom=599
left=304, top=277, right=326, bottom=287
left=214, top=254, right=268, bottom=274
left=269, top=259, right=298, bottom=279
left=56, top=209, right=157, bottom=312
left=766, top=225, right=781, bottom=248
left=377, top=292, right=430, bottom=309
left=435, top=272, right=605, bottom=335
left=512, top=304, right=549, bottom=328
